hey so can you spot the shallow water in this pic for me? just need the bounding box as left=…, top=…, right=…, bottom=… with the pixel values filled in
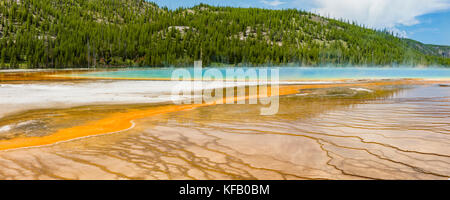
left=68, top=67, right=450, bottom=80
left=0, top=84, right=448, bottom=180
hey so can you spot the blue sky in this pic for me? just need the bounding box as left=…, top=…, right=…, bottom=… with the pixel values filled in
left=151, top=0, right=450, bottom=46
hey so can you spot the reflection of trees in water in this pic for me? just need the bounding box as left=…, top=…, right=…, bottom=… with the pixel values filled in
left=170, top=85, right=404, bottom=123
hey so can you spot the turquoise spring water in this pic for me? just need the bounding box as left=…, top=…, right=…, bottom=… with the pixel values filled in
left=70, top=67, right=450, bottom=81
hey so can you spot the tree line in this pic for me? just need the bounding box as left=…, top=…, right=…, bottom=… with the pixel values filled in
left=0, top=0, right=449, bottom=69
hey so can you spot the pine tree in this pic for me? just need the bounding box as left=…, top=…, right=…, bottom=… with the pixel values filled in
left=0, top=48, right=6, bottom=68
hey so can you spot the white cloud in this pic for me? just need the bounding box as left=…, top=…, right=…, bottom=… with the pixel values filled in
left=389, top=27, right=408, bottom=38
left=294, top=0, right=450, bottom=29
left=261, top=0, right=286, bottom=7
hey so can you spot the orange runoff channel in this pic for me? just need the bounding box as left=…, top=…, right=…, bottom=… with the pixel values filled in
left=0, top=79, right=439, bottom=151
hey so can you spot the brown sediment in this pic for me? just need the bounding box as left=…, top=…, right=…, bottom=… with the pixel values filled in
left=0, top=69, right=174, bottom=82
left=0, top=79, right=441, bottom=151
left=279, top=79, right=449, bottom=92
left=0, top=84, right=284, bottom=151
left=0, top=80, right=448, bottom=179
left=0, top=70, right=84, bottom=82
left=0, top=104, right=199, bottom=151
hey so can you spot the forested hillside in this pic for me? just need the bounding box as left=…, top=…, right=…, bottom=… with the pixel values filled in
left=0, top=0, right=449, bottom=68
